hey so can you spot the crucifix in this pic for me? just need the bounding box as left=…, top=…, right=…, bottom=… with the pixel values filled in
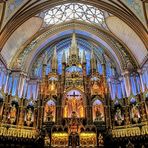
left=67, top=91, right=80, bottom=112
left=67, top=91, right=80, bottom=98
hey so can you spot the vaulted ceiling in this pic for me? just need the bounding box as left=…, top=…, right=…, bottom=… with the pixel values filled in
left=0, top=0, right=147, bottom=75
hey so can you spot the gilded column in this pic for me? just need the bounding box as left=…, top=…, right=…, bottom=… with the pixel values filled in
left=124, top=100, right=130, bottom=125
left=2, top=93, right=9, bottom=123
left=33, top=107, right=38, bottom=128
left=18, top=98, right=25, bottom=127
left=2, top=71, right=12, bottom=123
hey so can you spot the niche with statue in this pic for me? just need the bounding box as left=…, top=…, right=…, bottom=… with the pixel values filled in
left=92, top=99, right=105, bottom=123
left=114, top=101, right=124, bottom=126
left=44, top=100, right=56, bottom=122
left=130, top=98, right=141, bottom=124
left=8, top=100, right=18, bottom=124
left=25, top=102, right=34, bottom=127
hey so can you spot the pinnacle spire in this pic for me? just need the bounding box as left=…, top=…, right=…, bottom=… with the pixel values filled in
left=91, top=46, right=95, bottom=59
left=71, top=33, right=77, bottom=51
left=91, top=46, right=97, bottom=73
left=70, top=33, right=78, bottom=56
left=51, top=46, right=58, bottom=72
left=82, top=50, right=86, bottom=64
left=68, top=32, right=80, bottom=66
left=43, top=51, right=48, bottom=66
left=62, top=50, right=66, bottom=64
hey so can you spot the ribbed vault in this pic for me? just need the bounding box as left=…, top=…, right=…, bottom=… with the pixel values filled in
left=0, top=1, right=147, bottom=74
left=10, top=21, right=138, bottom=76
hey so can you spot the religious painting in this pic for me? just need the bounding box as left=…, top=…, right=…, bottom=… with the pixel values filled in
left=92, top=99, right=104, bottom=122
left=63, top=90, right=85, bottom=118
left=44, top=100, right=56, bottom=122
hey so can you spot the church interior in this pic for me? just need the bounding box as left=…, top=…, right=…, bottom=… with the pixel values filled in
left=0, top=0, right=148, bottom=147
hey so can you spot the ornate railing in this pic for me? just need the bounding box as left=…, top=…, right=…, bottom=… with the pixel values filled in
left=0, top=124, right=38, bottom=138
left=112, top=124, right=148, bottom=137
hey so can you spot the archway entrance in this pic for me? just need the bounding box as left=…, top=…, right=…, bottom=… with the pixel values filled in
left=63, top=90, right=85, bottom=119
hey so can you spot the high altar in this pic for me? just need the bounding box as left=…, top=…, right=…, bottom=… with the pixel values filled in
left=40, top=33, right=107, bottom=147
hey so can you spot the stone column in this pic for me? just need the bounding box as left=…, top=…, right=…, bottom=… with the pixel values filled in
left=10, top=72, right=16, bottom=95
left=122, top=70, right=131, bottom=97
left=4, top=70, right=11, bottom=93
left=133, top=73, right=139, bottom=95
left=119, top=76, right=125, bottom=98
left=17, top=73, right=26, bottom=98
left=0, top=68, right=5, bottom=90
left=137, top=69, right=145, bottom=92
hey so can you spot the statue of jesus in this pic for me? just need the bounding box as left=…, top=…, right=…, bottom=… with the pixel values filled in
left=71, top=97, right=77, bottom=112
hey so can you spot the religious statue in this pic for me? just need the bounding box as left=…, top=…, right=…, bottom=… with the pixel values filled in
left=71, top=96, right=77, bottom=112
left=50, top=81, right=55, bottom=91
left=10, top=104, right=17, bottom=124
left=78, top=98, right=84, bottom=118
left=131, top=104, right=140, bottom=123
left=48, top=80, right=57, bottom=96
left=95, top=106, right=104, bottom=121
left=63, top=98, right=68, bottom=118
left=98, top=133, right=104, bottom=146
left=26, top=108, right=33, bottom=126
left=115, top=107, right=124, bottom=125
left=91, top=81, right=99, bottom=95
left=44, top=134, right=50, bottom=146
left=45, top=104, right=54, bottom=122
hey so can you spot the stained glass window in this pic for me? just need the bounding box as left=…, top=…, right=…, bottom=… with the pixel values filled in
left=43, top=3, right=105, bottom=27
